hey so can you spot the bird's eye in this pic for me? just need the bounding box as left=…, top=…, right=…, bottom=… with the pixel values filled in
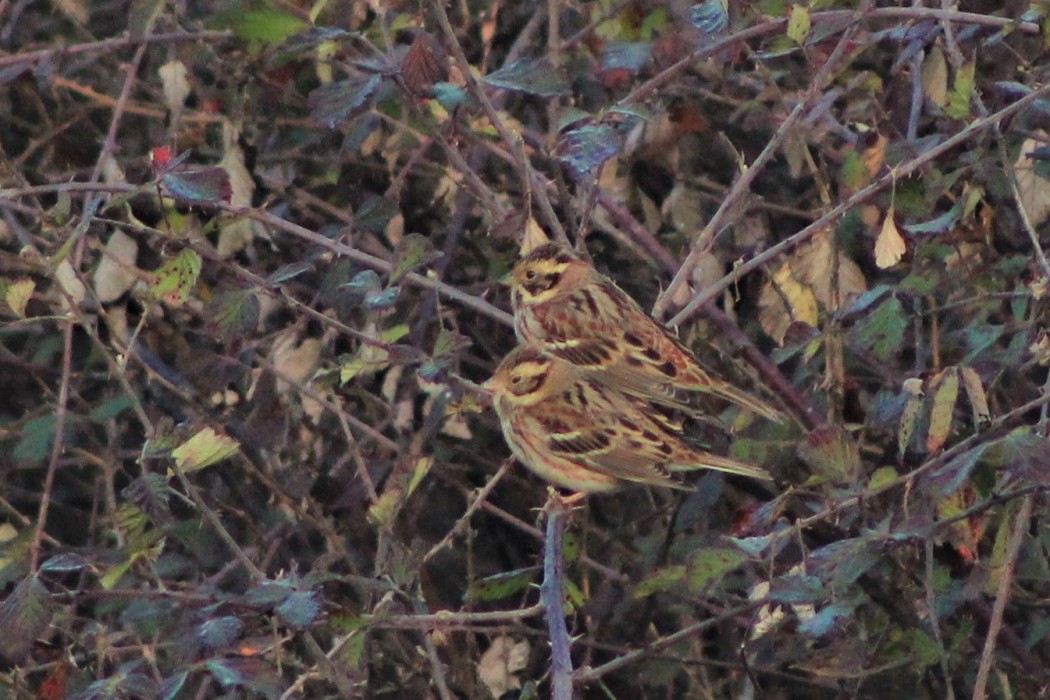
left=510, top=375, right=522, bottom=384
left=524, top=270, right=537, bottom=281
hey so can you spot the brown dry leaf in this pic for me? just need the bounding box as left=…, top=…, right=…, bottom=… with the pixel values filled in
left=874, top=208, right=906, bottom=269
left=859, top=133, right=888, bottom=179
left=158, top=60, right=191, bottom=115
left=94, top=229, right=139, bottom=303
left=921, top=44, right=948, bottom=107
left=477, top=636, right=529, bottom=699
left=520, top=217, right=549, bottom=254
left=795, top=230, right=867, bottom=310
left=272, top=333, right=322, bottom=396
left=1014, top=133, right=1050, bottom=228
left=55, top=259, right=87, bottom=310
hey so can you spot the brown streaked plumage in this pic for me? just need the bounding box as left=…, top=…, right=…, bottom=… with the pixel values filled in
left=503, top=243, right=783, bottom=422
left=483, top=345, right=772, bottom=494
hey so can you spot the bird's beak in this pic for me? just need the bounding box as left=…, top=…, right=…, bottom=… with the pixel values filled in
left=497, top=271, right=514, bottom=286
left=480, top=377, right=496, bottom=393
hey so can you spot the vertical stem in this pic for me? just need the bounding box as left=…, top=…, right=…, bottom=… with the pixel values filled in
left=542, top=496, right=574, bottom=699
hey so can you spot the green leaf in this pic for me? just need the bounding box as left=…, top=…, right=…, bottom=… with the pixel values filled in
left=207, top=288, right=261, bottom=343
left=199, top=616, right=245, bottom=648
left=769, top=574, right=825, bottom=603
left=390, top=233, right=442, bottom=283
left=276, top=590, right=322, bottom=628
left=633, top=564, right=686, bottom=598
left=850, top=296, right=906, bottom=362
left=152, top=249, right=202, bottom=306
left=482, top=59, right=570, bottom=97
left=171, top=427, right=241, bottom=474
left=797, top=425, right=862, bottom=482
left=309, top=74, right=385, bottom=129
left=0, top=574, right=52, bottom=664
left=234, top=9, right=309, bottom=45
left=11, top=414, right=58, bottom=463
left=944, top=62, right=975, bottom=119
left=686, top=547, right=748, bottom=591
left=465, top=567, right=540, bottom=602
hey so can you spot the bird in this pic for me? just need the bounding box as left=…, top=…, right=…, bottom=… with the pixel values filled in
left=483, top=345, right=772, bottom=495
left=502, top=243, right=784, bottom=422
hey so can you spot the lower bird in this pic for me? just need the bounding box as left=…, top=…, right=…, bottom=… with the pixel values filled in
left=483, top=345, right=772, bottom=495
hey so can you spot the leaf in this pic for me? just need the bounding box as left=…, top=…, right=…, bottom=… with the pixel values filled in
left=633, top=565, right=687, bottom=598
left=234, top=9, right=309, bottom=46
left=556, top=124, right=623, bottom=181
left=797, top=425, right=862, bottom=482
left=275, top=590, right=322, bottom=628
left=206, top=288, right=261, bottom=343
left=482, top=58, right=570, bottom=97
left=152, top=249, right=202, bottom=307
left=128, top=0, right=165, bottom=39
left=798, top=599, right=859, bottom=638
left=769, top=574, right=825, bottom=604
left=921, top=44, right=948, bottom=107
left=466, top=567, right=540, bottom=602
left=12, top=414, right=58, bottom=463
left=925, top=368, right=959, bottom=453
left=170, top=427, right=241, bottom=474
left=944, top=61, right=975, bottom=119
left=93, top=230, right=139, bottom=303
left=5, top=278, right=34, bottom=317
left=0, top=575, right=52, bottom=664
left=898, top=378, right=925, bottom=458
left=39, top=553, right=88, bottom=573
left=1014, top=133, right=1050, bottom=228
left=308, top=74, right=384, bottom=129
left=959, top=367, right=990, bottom=425
left=158, top=60, right=190, bottom=114
left=206, top=657, right=284, bottom=698
left=162, top=167, right=232, bottom=204
left=390, top=233, right=441, bottom=283
left=787, top=5, right=811, bottom=45
left=686, top=547, right=748, bottom=591
left=690, top=0, right=729, bottom=34
left=874, top=208, right=906, bottom=269
left=850, top=296, right=906, bottom=362
left=199, top=616, right=245, bottom=648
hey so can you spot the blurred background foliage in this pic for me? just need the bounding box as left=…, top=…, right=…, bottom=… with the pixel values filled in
left=2, top=0, right=1050, bottom=697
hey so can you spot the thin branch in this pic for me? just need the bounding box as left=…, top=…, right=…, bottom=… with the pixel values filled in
left=542, top=495, right=574, bottom=700
left=971, top=494, right=1034, bottom=700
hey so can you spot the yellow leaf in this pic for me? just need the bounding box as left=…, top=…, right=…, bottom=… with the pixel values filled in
left=921, top=44, right=948, bottom=107
left=5, top=278, right=35, bottom=318
left=874, top=209, right=906, bottom=268
left=925, top=369, right=959, bottom=453
left=959, top=366, right=990, bottom=425
left=171, top=427, right=241, bottom=474
left=787, top=5, right=810, bottom=45
left=758, top=263, right=818, bottom=344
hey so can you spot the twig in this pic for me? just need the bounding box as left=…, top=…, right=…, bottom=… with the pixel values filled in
left=668, top=83, right=1050, bottom=328
left=542, top=495, right=574, bottom=700
left=971, top=493, right=1034, bottom=700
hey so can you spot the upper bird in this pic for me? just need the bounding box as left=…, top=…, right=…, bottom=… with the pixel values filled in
left=484, top=345, right=772, bottom=494
left=503, top=243, right=783, bottom=422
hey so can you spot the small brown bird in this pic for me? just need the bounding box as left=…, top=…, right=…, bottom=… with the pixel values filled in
left=503, top=243, right=783, bottom=422
left=483, top=345, right=772, bottom=495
